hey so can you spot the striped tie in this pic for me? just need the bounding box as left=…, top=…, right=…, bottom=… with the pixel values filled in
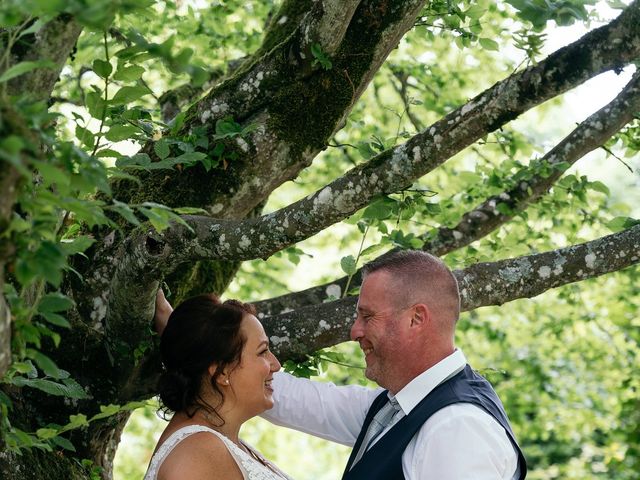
left=350, top=396, right=402, bottom=468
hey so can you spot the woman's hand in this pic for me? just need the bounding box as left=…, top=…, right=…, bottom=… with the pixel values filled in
left=154, top=289, right=174, bottom=336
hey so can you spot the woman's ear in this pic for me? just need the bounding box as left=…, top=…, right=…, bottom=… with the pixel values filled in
left=210, top=364, right=231, bottom=386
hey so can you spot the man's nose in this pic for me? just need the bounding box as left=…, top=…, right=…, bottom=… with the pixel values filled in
left=350, top=315, right=363, bottom=341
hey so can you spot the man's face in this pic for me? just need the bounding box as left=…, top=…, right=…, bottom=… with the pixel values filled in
left=350, top=270, right=411, bottom=390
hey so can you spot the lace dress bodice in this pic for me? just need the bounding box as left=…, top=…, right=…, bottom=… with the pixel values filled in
left=144, top=425, right=293, bottom=480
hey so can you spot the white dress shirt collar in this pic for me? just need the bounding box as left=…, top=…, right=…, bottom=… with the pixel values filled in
left=392, top=349, right=467, bottom=415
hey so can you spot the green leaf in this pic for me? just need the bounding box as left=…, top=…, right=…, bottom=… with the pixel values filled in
left=360, top=243, right=385, bottom=258
left=175, top=152, right=207, bottom=164
left=362, top=198, right=394, bottom=221
left=0, top=60, right=56, bottom=83
left=154, top=139, right=170, bottom=159
left=214, top=117, right=243, bottom=139
left=105, top=124, right=140, bottom=142
left=38, top=293, right=74, bottom=314
left=67, top=413, right=89, bottom=429
left=32, top=161, right=71, bottom=189
left=458, top=171, right=483, bottom=183
left=85, top=92, right=107, bottom=119
left=50, top=435, right=76, bottom=451
left=90, top=404, right=122, bottom=421
left=40, top=311, right=71, bottom=328
left=113, top=65, right=145, bottom=82
left=17, top=18, right=48, bottom=38
left=60, top=236, right=95, bottom=256
left=340, top=255, right=357, bottom=276
left=606, top=216, right=640, bottom=233
left=479, top=38, right=500, bottom=51
left=110, top=200, right=140, bottom=226
left=111, top=85, right=152, bottom=105
left=10, top=361, right=37, bottom=376
left=173, top=207, right=208, bottom=215
left=92, top=59, right=113, bottom=79
left=75, top=125, right=96, bottom=150
left=10, top=377, right=90, bottom=399
left=138, top=206, right=173, bottom=232
left=588, top=181, right=610, bottom=196
left=36, top=428, right=59, bottom=440
left=310, top=43, right=332, bottom=70
left=465, top=5, right=487, bottom=19
left=28, top=350, right=65, bottom=379
left=95, top=148, right=123, bottom=158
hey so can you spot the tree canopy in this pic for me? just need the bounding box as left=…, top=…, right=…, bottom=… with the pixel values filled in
left=0, top=1, right=639, bottom=479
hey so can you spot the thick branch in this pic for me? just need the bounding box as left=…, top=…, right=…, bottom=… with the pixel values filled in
left=263, top=226, right=640, bottom=359
left=254, top=68, right=640, bottom=315
left=5, top=14, right=82, bottom=100
left=111, top=0, right=427, bottom=218
left=123, top=3, right=640, bottom=270
left=304, top=0, right=363, bottom=55
left=0, top=99, right=44, bottom=375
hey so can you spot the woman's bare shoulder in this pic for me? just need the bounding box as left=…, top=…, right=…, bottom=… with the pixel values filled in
left=157, top=430, right=243, bottom=480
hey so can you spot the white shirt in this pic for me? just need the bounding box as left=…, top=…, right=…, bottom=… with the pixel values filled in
left=262, top=350, right=519, bottom=479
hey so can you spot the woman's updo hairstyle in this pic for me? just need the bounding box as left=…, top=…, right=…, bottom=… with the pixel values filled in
left=158, top=293, right=256, bottom=421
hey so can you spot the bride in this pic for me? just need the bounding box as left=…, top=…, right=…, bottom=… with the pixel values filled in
left=145, top=291, right=292, bottom=480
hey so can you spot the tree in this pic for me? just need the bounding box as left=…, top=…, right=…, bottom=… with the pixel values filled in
left=1, top=1, right=639, bottom=478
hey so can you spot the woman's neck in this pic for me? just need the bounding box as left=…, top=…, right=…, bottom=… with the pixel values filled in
left=175, top=405, right=244, bottom=445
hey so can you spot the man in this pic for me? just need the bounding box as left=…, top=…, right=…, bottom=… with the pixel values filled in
left=262, top=250, right=527, bottom=479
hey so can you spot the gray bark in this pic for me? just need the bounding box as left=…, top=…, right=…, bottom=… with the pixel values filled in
left=4, top=15, right=83, bottom=100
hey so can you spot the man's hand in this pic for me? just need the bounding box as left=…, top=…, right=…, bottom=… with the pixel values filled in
left=154, top=289, right=174, bottom=336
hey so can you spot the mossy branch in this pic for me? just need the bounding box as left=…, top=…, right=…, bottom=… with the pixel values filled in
left=253, top=68, right=640, bottom=316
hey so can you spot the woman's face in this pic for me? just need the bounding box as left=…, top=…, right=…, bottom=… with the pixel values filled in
left=227, top=314, right=281, bottom=417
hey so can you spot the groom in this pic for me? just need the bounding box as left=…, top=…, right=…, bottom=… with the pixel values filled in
left=262, top=250, right=527, bottom=479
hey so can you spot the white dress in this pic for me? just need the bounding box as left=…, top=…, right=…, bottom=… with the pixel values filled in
left=144, top=425, right=293, bottom=480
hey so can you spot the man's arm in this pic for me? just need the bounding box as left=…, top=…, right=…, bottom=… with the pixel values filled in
left=262, top=371, right=382, bottom=446
left=406, top=404, right=518, bottom=480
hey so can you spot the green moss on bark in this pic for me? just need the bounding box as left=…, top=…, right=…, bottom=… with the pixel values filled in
left=258, top=0, right=314, bottom=55
left=165, top=259, right=241, bottom=303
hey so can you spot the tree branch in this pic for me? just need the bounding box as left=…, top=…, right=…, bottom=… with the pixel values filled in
left=5, top=14, right=82, bottom=100
left=122, top=3, right=640, bottom=268
left=111, top=0, right=427, bottom=217
left=0, top=99, right=44, bottom=376
left=262, top=225, right=640, bottom=359
left=424, top=69, right=640, bottom=254
left=254, top=68, right=640, bottom=316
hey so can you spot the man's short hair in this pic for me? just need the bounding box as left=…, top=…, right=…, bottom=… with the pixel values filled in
left=362, top=250, right=461, bottom=323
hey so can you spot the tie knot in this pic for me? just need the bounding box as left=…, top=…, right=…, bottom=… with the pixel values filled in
left=387, top=395, right=400, bottom=411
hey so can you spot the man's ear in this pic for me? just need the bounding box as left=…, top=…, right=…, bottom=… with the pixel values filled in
left=410, top=303, right=430, bottom=327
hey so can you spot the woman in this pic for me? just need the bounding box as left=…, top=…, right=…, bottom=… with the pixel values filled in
left=145, top=291, right=293, bottom=480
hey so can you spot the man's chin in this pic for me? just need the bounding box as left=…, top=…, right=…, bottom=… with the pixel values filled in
left=364, top=366, right=378, bottom=383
